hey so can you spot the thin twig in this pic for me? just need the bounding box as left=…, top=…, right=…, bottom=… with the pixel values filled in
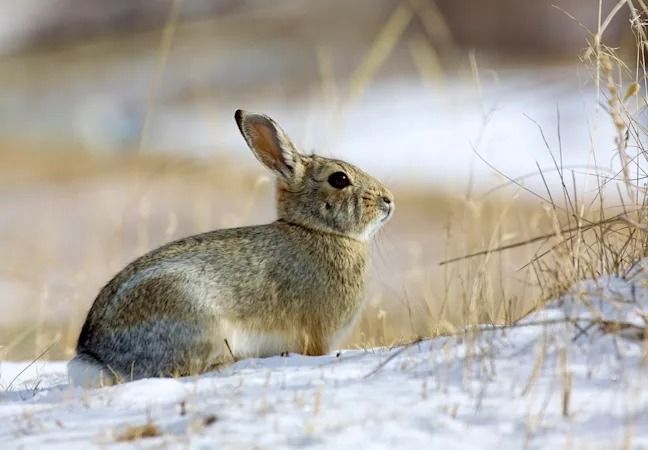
left=4, top=342, right=56, bottom=392
left=363, top=337, right=424, bottom=378
left=439, top=216, right=624, bottom=265
left=224, top=339, right=237, bottom=362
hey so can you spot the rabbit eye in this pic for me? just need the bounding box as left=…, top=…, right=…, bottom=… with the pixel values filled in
left=328, top=172, right=351, bottom=189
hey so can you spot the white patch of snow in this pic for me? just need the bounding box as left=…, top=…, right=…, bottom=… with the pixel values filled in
left=109, top=378, right=188, bottom=409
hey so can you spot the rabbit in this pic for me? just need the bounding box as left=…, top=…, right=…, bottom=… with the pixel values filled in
left=68, top=110, right=394, bottom=386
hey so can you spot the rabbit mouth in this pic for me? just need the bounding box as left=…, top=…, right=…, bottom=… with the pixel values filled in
left=358, top=210, right=393, bottom=241
left=380, top=205, right=394, bottom=222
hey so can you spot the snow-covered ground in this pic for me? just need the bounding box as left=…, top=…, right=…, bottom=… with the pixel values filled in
left=2, top=264, right=648, bottom=449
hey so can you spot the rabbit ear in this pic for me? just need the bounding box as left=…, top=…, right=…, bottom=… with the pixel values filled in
left=235, top=110, right=304, bottom=181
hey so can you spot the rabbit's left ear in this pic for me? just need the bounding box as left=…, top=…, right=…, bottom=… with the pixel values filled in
left=235, top=110, right=304, bottom=181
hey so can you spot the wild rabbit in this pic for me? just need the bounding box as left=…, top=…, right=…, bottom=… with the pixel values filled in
left=69, top=110, right=394, bottom=386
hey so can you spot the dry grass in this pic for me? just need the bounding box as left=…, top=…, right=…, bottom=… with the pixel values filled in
left=115, top=421, right=161, bottom=442
left=525, top=0, right=648, bottom=301
left=1, top=0, right=647, bottom=365
left=348, top=0, right=648, bottom=358
left=0, top=143, right=548, bottom=360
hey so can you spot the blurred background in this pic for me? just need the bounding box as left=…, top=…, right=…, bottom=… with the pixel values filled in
left=0, top=0, right=634, bottom=359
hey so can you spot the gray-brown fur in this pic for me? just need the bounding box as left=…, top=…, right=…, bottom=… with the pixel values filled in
left=69, top=110, right=394, bottom=386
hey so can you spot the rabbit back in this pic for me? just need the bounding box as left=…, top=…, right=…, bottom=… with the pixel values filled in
left=71, top=222, right=368, bottom=383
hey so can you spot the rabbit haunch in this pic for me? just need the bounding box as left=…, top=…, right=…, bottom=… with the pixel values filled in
left=69, top=110, right=394, bottom=386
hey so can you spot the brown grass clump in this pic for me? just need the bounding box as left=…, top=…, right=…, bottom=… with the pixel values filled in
left=439, top=1, right=648, bottom=329
left=115, top=422, right=162, bottom=442
left=527, top=1, right=648, bottom=302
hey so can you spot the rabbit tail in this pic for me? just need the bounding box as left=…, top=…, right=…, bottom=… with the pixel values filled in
left=68, top=350, right=116, bottom=387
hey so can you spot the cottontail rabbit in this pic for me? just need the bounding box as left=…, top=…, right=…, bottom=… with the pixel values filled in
left=69, top=110, right=394, bottom=386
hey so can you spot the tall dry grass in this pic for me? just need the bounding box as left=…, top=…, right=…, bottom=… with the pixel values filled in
left=523, top=1, right=648, bottom=302
left=1, top=0, right=647, bottom=363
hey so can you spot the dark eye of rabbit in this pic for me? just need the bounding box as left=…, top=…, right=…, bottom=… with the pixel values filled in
left=328, top=172, right=351, bottom=189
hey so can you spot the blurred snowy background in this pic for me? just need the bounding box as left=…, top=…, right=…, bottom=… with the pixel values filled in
left=0, top=0, right=637, bottom=359
left=0, top=0, right=631, bottom=187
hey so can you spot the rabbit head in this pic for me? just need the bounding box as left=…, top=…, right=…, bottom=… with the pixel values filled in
left=235, top=110, right=394, bottom=241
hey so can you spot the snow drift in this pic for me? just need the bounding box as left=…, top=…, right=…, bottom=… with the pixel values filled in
left=1, top=263, right=648, bottom=449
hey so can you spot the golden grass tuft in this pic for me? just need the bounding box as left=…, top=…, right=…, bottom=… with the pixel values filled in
left=115, top=422, right=162, bottom=442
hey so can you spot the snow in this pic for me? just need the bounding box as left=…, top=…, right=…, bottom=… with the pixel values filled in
left=2, top=60, right=620, bottom=194
left=149, top=68, right=619, bottom=193
left=2, top=265, right=648, bottom=449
